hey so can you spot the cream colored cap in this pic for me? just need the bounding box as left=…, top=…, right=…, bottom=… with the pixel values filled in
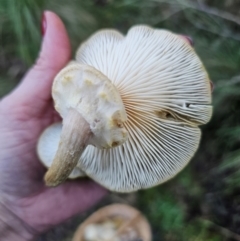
left=43, top=63, right=128, bottom=187
left=53, top=63, right=128, bottom=149
left=37, top=123, right=85, bottom=179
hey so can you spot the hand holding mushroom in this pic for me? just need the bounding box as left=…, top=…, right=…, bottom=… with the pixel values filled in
left=0, top=12, right=106, bottom=241
left=39, top=25, right=212, bottom=192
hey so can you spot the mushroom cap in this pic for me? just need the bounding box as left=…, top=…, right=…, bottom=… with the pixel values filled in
left=53, top=64, right=128, bottom=149
left=72, top=25, right=212, bottom=192
left=37, top=123, right=85, bottom=179
left=72, top=204, right=152, bottom=241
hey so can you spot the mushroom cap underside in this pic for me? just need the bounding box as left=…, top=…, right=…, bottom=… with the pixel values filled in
left=40, top=25, right=212, bottom=192
left=37, top=123, right=85, bottom=179
left=74, top=25, right=212, bottom=192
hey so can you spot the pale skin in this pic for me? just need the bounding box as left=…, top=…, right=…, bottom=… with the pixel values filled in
left=0, top=11, right=106, bottom=241
left=0, top=11, right=196, bottom=241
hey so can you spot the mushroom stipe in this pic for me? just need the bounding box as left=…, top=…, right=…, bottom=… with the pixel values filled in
left=44, top=109, right=92, bottom=186
left=38, top=25, right=212, bottom=192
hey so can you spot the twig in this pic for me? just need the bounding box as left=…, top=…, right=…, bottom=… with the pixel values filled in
left=151, top=0, right=240, bottom=40
left=200, top=218, right=240, bottom=241
left=152, top=0, right=240, bottom=26
left=186, top=1, right=240, bottom=26
left=153, top=9, right=185, bottom=25
left=216, top=75, right=240, bottom=88
left=190, top=22, right=240, bottom=41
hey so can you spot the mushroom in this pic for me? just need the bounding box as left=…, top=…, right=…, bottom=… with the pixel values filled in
left=72, top=204, right=152, bottom=241
left=39, top=25, right=212, bottom=192
left=44, top=63, right=128, bottom=186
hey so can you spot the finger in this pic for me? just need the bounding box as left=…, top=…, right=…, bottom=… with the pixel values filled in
left=17, top=180, right=107, bottom=232
left=10, top=11, right=71, bottom=105
left=210, top=81, right=214, bottom=93
left=179, top=35, right=194, bottom=46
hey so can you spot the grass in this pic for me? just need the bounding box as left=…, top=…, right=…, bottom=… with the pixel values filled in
left=1, top=0, right=240, bottom=240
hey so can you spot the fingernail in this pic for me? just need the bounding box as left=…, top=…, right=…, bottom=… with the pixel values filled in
left=183, top=35, right=194, bottom=46
left=210, top=81, right=214, bottom=93
left=41, top=12, right=47, bottom=36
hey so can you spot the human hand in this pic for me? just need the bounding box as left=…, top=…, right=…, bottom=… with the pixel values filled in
left=0, top=11, right=106, bottom=241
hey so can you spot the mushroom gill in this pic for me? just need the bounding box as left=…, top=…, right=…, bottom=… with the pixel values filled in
left=74, top=25, right=212, bottom=192
left=38, top=25, right=212, bottom=192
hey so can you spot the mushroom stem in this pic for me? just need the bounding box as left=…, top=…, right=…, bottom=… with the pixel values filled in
left=44, top=109, right=92, bottom=187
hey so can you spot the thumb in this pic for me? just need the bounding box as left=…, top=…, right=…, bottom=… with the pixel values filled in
left=10, top=11, right=71, bottom=104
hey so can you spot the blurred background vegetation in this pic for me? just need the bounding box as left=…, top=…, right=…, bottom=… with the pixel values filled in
left=1, top=0, right=240, bottom=240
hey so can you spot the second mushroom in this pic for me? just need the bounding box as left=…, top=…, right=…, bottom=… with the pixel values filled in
left=38, top=25, right=212, bottom=192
